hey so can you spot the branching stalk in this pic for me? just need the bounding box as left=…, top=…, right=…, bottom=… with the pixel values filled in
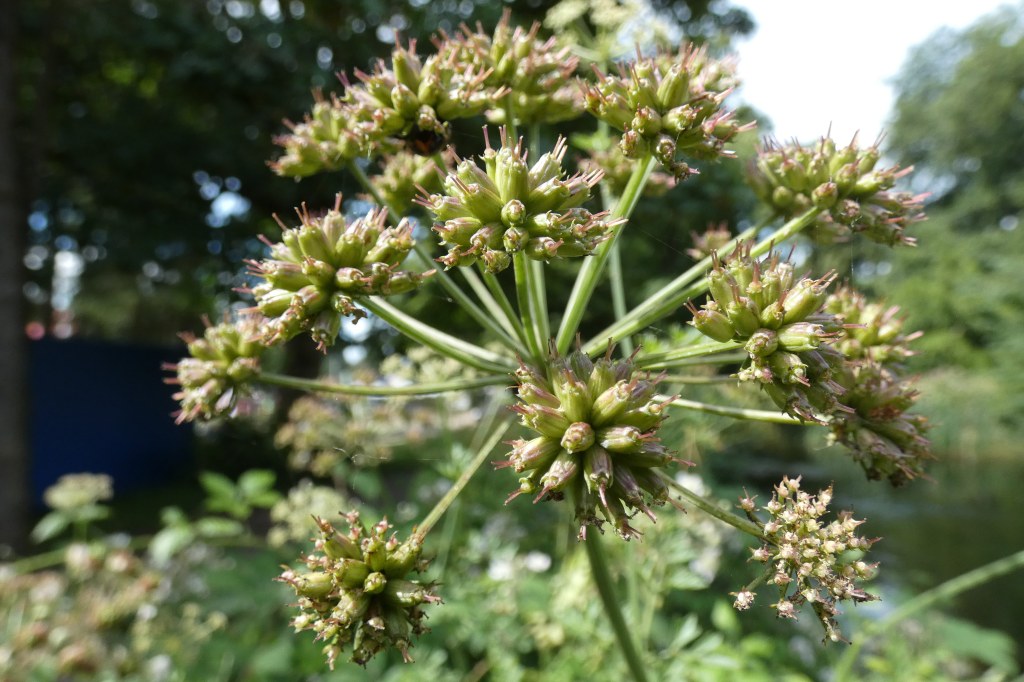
left=664, top=396, right=805, bottom=424
left=584, top=531, right=650, bottom=682
left=415, top=422, right=511, bottom=540
left=481, top=267, right=528, bottom=346
left=257, top=371, right=510, bottom=397
left=514, top=251, right=547, bottom=363
left=636, top=340, right=741, bottom=369
left=361, top=297, right=515, bottom=373
left=556, top=154, right=657, bottom=354
left=582, top=209, right=822, bottom=356
left=657, top=471, right=765, bottom=538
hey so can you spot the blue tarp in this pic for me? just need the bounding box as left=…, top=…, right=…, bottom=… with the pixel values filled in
left=29, top=337, right=193, bottom=506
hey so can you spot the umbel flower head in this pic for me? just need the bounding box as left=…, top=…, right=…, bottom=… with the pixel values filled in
left=344, top=39, right=494, bottom=149
left=43, top=473, right=113, bottom=511
left=582, top=45, right=750, bottom=179
left=735, top=477, right=878, bottom=643
left=165, top=314, right=265, bottom=424
left=421, top=130, right=617, bottom=273
left=278, top=513, right=438, bottom=668
left=686, top=241, right=848, bottom=422
left=248, top=195, right=432, bottom=350
left=824, top=288, right=932, bottom=485
left=370, top=150, right=448, bottom=215
left=502, top=346, right=687, bottom=540
left=270, top=90, right=384, bottom=178
left=747, top=136, right=927, bottom=246
left=444, top=11, right=583, bottom=126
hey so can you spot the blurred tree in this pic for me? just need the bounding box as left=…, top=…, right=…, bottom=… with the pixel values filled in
left=1, top=0, right=30, bottom=550
left=871, top=4, right=1024, bottom=435
left=13, top=0, right=753, bottom=344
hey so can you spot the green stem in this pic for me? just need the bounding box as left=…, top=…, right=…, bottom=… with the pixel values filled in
left=556, top=154, right=657, bottom=355
left=502, top=96, right=518, bottom=141
left=513, top=251, right=547, bottom=363
left=414, top=243, right=520, bottom=353
left=584, top=532, right=650, bottom=682
left=665, top=396, right=805, bottom=424
left=636, top=340, right=741, bottom=370
left=346, top=160, right=519, bottom=353
left=257, top=371, right=510, bottom=397
left=360, top=297, right=515, bottom=374
left=414, top=421, right=511, bottom=540
left=833, top=548, right=1024, bottom=682
left=657, top=471, right=765, bottom=539
left=660, top=374, right=738, bottom=385
left=459, top=266, right=522, bottom=341
left=481, top=267, right=529, bottom=346
left=529, top=258, right=551, bottom=344
left=581, top=209, right=822, bottom=356
left=608, top=239, right=633, bottom=357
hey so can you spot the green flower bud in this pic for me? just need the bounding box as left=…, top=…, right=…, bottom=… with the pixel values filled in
left=561, top=422, right=595, bottom=453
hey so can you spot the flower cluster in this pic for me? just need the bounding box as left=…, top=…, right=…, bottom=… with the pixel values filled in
left=735, top=477, right=878, bottom=643
left=370, top=151, right=447, bottom=214
left=687, top=242, right=847, bottom=421
left=824, top=288, right=932, bottom=485
left=748, top=136, right=926, bottom=246
left=270, top=90, right=390, bottom=178
left=165, top=314, right=265, bottom=424
left=582, top=45, right=749, bottom=178
left=445, top=12, right=583, bottom=125
left=278, top=513, right=438, bottom=668
left=421, top=132, right=615, bottom=272
left=43, top=473, right=113, bottom=511
left=503, top=348, right=685, bottom=540
left=248, top=196, right=432, bottom=349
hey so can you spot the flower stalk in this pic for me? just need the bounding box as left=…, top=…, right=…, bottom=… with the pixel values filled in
left=556, top=154, right=656, bottom=354
left=584, top=531, right=650, bottom=682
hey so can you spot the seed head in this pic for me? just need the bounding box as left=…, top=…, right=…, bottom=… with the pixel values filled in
left=748, top=136, right=926, bottom=246
left=444, top=11, right=584, bottom=126
left=165, top=314, right=266, bottom=423
left=278, top=512, right=438, bottom=668
left=423, top=132, right=617, bottom=272
left=271, top=90, right=381, bottom=177
left=503, top=346, right=689, bottom=540
left=738, top=477, right=878, bottom=643
left=582, top=45, right=750, bottom=179
left=249, top=196, right=432, bottom=349
left=687, top=242, right=847, bottom=422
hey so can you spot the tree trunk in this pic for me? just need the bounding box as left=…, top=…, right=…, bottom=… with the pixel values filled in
left=0, top=0, right=31, bottom=552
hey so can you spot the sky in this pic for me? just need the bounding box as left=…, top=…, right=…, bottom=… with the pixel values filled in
left=732, top=1, right=1017, bottom=143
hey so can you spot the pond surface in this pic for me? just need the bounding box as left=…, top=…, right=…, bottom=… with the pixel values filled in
left=826, top=453, right=1024, bottom=649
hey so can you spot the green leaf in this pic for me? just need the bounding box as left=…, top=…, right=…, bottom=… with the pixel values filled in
left=199, top=471, right=238, bottom=502
left=246, top=490, right=282, bottom=509
left=238, top=469, right=276, bottom=497
left=160, top=505, right=188, bottom=527
left=30, top=511, right=70, bottom=544
left=149, top=525, right=196, bottom=563
left=195, top=516, right=246, bottom=538
left=710, top=599, right=741, bottom=639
